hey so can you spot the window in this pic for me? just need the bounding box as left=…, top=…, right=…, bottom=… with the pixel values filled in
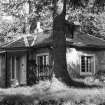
left=80, top=55, right=95, bottom=75
left=36, top=53, right=49, bottom=80
left=36, top=53, right=49, bottom=71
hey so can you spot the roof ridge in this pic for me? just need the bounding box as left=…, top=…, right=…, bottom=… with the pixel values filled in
left=87, top=34, right=105, bottom=42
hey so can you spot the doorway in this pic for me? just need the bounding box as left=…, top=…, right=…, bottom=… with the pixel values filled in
left=8, top=54, right=27, bottom=87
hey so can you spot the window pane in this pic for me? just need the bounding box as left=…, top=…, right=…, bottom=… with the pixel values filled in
left=81, top=56, right=85, bottom=72
left=87, top=57, right=91, bottom=72
left=39, top=56, right=43, bottom=66
left=44, top=56, right=46, bottom=65
left=37, top=56, right=43, bottom=72
left=12, top=57, right=15, bottom=79
left=46, top=55, right=49, bottom=65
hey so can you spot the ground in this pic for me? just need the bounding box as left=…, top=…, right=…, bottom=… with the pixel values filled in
left=0, top=77, right=105, bottom=105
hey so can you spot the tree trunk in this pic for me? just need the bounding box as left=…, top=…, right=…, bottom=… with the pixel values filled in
left=53, top=0, right=71, bottom=86
left=23, top=0, right=32, bottom=34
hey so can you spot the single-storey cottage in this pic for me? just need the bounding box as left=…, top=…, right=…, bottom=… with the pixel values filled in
left=0, top=29, right=105, bottom=88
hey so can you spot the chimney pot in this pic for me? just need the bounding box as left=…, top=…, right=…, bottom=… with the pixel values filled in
left=35, top=22, right=43, bottom=33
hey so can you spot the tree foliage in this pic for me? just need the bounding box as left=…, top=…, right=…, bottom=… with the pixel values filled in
left=0, top=0, right=53, bottom=42
left=0, top=0, right=105, bottom=42
left=66, top=3, right=105, bottom=39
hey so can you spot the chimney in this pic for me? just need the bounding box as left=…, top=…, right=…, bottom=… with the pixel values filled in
left=37, top=22, right=41, bottom=29
left=73, top=21, right=81, bottom=39
left=34, top=22, right=43, bottom=33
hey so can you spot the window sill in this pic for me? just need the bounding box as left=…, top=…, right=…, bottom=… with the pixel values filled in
left=80, top=72, right=93, bottom=76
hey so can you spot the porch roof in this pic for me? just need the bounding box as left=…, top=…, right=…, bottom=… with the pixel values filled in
left=0, top=31, right=52, bottom=49
left=0, top=35, right=35, bottom=48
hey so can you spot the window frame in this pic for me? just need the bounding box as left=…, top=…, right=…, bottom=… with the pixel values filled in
left=80, top=54, right=95, bottom=75
left=36, top=53, right=49, bottom=66
left=36, top=52, right=50, bottom=79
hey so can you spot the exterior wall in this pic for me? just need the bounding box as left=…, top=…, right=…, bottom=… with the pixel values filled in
left=95, top=51, right=105, bottom=73
left=66, top=48, right=81, bottom=78
left=28, top=48, right=52, bottom=65
left=0, top=54, right=6, bottom=88
left=1, top=47, right=105, bottom=87
left=66, top=47, right=105, bottom=78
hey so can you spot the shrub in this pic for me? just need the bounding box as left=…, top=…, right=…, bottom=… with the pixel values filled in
left=95, top=70, right=105, bottom=82
left=84, top=76, right=95, bottom=85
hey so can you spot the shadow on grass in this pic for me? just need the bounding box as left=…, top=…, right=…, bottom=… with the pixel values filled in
left=0, top=95, right=35, bottom=105
left=0, top=80, right=102, bottom=105
left=0, top=95, right=63, bottom=105
left=64, top=78, right=102, bottom=88
left=0, top=94, right=67, bottom=105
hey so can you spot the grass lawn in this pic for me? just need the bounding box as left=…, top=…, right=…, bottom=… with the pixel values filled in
left=0, top=77, right=105, bottom=105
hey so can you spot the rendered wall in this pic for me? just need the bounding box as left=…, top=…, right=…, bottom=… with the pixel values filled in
left=66, top=48, right=105, bottom=78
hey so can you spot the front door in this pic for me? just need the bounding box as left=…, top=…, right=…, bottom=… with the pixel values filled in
left=19, top=55, right=27, bottom=85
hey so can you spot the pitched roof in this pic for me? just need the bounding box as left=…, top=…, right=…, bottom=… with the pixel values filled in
left=1, top=35, right=35, bottom=48
left=67, top=32, right=105, bottom=48
left=1, top=30, right=105, bottom=49
left=0, top=31, right=52, bottom=48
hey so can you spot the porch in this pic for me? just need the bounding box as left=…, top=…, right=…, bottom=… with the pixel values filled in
left=5, top=49, right=53, bottom=87
left=0, top=33, right=53, bottom=88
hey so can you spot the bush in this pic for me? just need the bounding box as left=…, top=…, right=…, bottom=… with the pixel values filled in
left=84, top=76, right=95, bottom=85
left=95, top=70, right=105, bottom=82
